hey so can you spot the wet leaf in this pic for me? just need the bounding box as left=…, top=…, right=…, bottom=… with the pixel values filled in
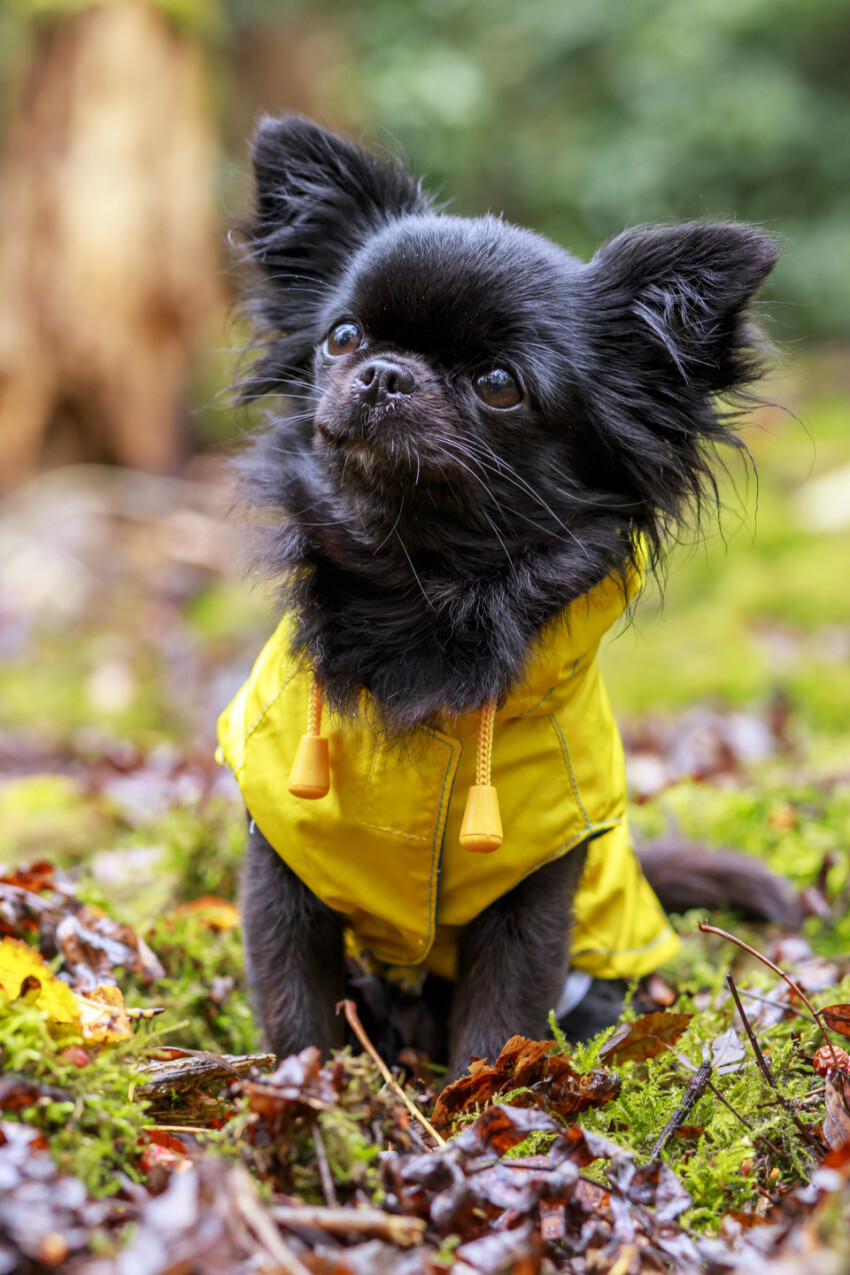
left=823, top=1072, right=850, bottom=1151
left=711, top=1027, right=747, bottom=1075
left=431, top=1035, right=620, bottom=1131
left=77, top=984, right=134, bottom=1043
left=170, top=895, right=241, bottom=931
left=0, top=935, right=79, bottom=1026
left=598, top=1012, right=693, bottom=1065
left=56, top=904, right=164, bottom=991
left=0, top=861, right=55, bottom=893
left=821, top=1004, right=850, bottom=1040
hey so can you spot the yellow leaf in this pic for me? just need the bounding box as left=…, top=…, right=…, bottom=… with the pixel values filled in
left=77, top=985, right=133, bottom=1044
left=0, top=936, right=80, bottom=1027
left=171, top=895, right=240, bottom=931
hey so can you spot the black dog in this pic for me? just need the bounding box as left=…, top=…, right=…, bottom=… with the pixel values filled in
left=224, top=116, right=791, bottom=1078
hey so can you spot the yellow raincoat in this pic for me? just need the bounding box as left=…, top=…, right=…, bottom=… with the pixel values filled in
left=217, top=570, right=680, bottom=984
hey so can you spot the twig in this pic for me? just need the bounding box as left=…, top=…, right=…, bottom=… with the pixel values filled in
left=727, top=974, right=825, bottom=1153
left=150, top=1124, right=208, bottom=1134
left=231, top=1165, right=313, bottom=1275
left=698, top=922, right=838, bottom=1068
left=650, top=1047, right=713, bottom=1160
left=337, top=999, right=446, bottom=1147
left=311, top=1120, right=338, bottom=1208
left=272, top=1204, right=426, bottom=1247
left=704, top=1080, right=785, bottom=1160
left=705, top=1080, right=754, bottom=1131
left=738, top=987, right=817, bottom=1026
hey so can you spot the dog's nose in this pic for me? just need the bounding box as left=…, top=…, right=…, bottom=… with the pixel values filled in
left=356, top=359, right=417, bottom=406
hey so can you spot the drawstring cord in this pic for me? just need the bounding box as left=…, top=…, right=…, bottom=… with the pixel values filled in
left=287, top=673, right=331, bottom=799
left=459, top=701, right=503, bottom=852
left=289, top=679, right=503, bottom=850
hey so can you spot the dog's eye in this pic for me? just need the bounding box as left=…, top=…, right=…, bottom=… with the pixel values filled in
left=325, top=322, right=365, bottom=357
left=472, top=368, right=522, bottom=409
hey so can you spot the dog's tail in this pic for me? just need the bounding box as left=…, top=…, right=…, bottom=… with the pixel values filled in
left=638, top=838, right=801, bottom=928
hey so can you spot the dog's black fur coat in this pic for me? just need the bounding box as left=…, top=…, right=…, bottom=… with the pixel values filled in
left=234, top=117, right=786, bottom=1075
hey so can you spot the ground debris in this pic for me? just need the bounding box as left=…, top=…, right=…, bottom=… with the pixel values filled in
left=431, top=1034, right=621, bottom=1132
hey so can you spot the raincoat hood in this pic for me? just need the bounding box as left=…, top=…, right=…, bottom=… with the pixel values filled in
left=217, top=569, right=679, bottom=981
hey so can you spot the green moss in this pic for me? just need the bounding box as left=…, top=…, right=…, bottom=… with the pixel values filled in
left=140, top=913, right=258, bottom=1056
left=0, top=996, right=151, bottom=1197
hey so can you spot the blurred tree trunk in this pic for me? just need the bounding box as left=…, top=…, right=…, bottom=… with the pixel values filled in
left=0, top=1, right=220, bottom=492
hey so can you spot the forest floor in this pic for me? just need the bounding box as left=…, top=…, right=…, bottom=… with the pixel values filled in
left=1, top=351, right=849, bottom=1273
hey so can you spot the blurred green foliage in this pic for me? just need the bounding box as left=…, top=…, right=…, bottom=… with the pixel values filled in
left=221, top=0, right=850, bottom=337
left=2, top=0, right=849, bottom=336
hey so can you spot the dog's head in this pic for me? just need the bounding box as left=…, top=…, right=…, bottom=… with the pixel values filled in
left=237, top=117, right=778, bottom=721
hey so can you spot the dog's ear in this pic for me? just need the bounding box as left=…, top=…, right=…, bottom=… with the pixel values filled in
left=578, top=223, right=778, bottom=545
left=241, top=117, right=429, bottom=395
left=586, top=222, right=779, bottom=393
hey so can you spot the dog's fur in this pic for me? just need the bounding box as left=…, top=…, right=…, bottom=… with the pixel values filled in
left=233, top=117, right=791, bottom=1076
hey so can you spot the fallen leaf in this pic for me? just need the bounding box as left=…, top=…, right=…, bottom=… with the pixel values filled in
left=171, top=895, right=241, bottom=931
left=821, top=1005, right=850, bottom=1040
left=0, top=936, right=79, bottom=1027
left=823, top=1072, right=850, bottom=1150
left=598, top=1012, right=693, bottom=1065
left=0, top=861, right=55, bottom=893
left=56, top=905, right=164, bottom=991
left=711, top=1027, right=747, bottom=1075
left=77, top=984, right=134, bottom=1043
left=431, top=1035, right=620, bottom=1131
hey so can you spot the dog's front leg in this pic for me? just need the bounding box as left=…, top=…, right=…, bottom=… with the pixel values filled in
left=447, top=844, right=588, bottom=1080
left=242, top=817, right=346, bottom=1060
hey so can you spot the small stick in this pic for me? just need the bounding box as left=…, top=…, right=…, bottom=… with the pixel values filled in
left=149, top=1124, right=208, bottom=1134
left=231, top=1166, right=313, bottom=1275
left=727, top=974, right=825, bottom=1153
left=738, top=987, right=817, bottom=1026
left=311, top=1121, right=338, bottom=1208
left=705, top=1079, right=785, bottom=1160
left=272, top=1204, right=426, bottom=1247
left=337, top=999, right=446, bottom=1147
left=698, top=922, right=838, bottom=1068
left=650, top=1047, right=713, bottom=1160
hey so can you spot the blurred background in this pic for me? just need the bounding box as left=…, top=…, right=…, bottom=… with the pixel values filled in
left=0, top=1, right=848, bottom=939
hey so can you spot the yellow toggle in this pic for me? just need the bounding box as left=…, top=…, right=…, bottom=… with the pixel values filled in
left=288, top=733, right=330, bottom=799
left=459, top=783, right=503, bottom=852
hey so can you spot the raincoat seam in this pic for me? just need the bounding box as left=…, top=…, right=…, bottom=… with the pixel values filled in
left=369, top=726, right=457, bottom=966
left=518, top=660, right=579, bottom=718
left=549, top=713, right=591, bottom=830
left=512, top=817, right=622, bottom=889
left=242, top=669, right=298, bottom=753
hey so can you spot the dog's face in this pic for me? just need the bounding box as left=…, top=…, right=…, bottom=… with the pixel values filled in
left=309, top=216, right=584, bottom=504
left=238, top=117, right=778, bottom=723
left=243, top=117, right=777, bottom=565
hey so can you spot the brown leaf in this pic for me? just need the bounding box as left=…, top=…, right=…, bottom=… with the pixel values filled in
left=0, top=1075, right=70, bottom=1112
left=170, top=895, right=241, bottom=931
left=0, top=861, right=55, bottom=893
left=820, top=1005, right=850, bottom=1040
left=55, top=905, right=164, bottom=991
left=539, top=1200, right=566, bottom=1241
left=597, top=1012, right=693, bottom=1065
left=432, top=1035, right=619, bottom=1131
left=823, top=1072, right=850, bottom=1151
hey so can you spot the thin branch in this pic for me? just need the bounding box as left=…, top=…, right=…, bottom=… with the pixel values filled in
left=311, top=1121, right=338, bottom=1208
left=698, top=922, right=839, bottom=1067
left=705, top=1079, right=786, bottom=1161
left=272, top=1204, right=426, bottom=1247
left=337, top=998, right=446, bottom=1147
left=727, top=974, right=825, bottom=1154
left=738, top=987, right=818, bottom=1026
